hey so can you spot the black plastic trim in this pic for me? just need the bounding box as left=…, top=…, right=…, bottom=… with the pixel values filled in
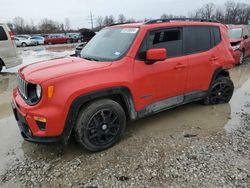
left=61, top=87, right=137, bottom=144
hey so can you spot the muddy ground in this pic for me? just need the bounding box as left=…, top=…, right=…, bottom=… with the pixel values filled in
left=0, top=47, right=250, bottom=187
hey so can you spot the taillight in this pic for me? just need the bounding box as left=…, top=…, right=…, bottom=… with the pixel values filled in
left=8, top=31, right=14, bottom=40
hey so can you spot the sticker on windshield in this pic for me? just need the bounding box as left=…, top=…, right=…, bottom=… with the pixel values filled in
left=114, top=52, right=121, bottom=56
left=121, top=28, right=139, bottom=34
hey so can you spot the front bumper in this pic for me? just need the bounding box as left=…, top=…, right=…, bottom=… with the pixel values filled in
left=11, top=102, right=61, bottom=144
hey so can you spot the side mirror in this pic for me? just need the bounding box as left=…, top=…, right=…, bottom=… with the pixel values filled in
left=146, top=48, right=167, bottom=64
left=243, top=35, right=249, bottom=40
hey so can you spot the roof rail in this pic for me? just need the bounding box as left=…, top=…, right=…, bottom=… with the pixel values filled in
left=145, top=18, right=220, bottom=24
left=108, top=22, right=137, bottom=26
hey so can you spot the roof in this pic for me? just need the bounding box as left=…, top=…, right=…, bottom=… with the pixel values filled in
left=110, top=18, right=223, bottom=29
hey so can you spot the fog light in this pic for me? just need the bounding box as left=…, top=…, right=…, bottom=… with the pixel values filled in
left=34, top=116, right=46, bottom=123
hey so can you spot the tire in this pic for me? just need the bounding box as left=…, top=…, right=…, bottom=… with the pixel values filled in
left=21, top=42, right=27, bottom=47
left=239, top=51, right=244, bottom=65
left=75, top=99, right=126, bottom=152
left=203, top=77, right=234, bottom=105
left=0, top=63, right=2, bottom=72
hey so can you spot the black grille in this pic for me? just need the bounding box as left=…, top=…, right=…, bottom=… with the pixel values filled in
left=17, top=74, right=28, bottom=99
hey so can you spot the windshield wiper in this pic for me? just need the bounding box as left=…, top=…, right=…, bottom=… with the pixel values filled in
left=82, top=56, right=100, bottom=62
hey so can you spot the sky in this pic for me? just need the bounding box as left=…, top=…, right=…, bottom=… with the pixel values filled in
left=0, top=0, right=246, bottom=29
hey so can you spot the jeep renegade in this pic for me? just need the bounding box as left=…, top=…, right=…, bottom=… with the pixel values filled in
left=12, top=18, right=235, bottom=152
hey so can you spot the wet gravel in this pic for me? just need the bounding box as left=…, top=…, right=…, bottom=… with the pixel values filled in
left=1, top=106, right=250, bottom=188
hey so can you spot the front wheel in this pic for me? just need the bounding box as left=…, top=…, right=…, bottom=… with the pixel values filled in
left=21, top=42, right=27, bottom=47
left=203, top=77, right=234, bottom=105
left=75, top=99, right=126, bottom=152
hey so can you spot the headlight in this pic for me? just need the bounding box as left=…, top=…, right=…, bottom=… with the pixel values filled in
left=36, top=85, right=42, bottom=98
left=232, top=44, right=240, bottom=51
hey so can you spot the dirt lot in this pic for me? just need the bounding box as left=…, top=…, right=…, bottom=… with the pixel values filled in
left=1, top=47, right=250, bottom=187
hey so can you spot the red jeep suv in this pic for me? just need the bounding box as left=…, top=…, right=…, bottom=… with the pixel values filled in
left=12, top=18, right=235, bottom=151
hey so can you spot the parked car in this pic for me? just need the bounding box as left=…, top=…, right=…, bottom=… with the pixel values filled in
left=228, top=25, right=250, bottom=64
left=30, top=36, right=44, bottom=45
left=0, top=23, right=22, bottom=72
left=12, top=18, right=235, bottom=152
left=75, top=42, right=87, bottom=56
left=44, top=34, right=72, bottom=45
left=14, top=36, right=37, bottom=47
left=79, top=28, right=96, bottom=42
left=66, top=33, right=82, bottom=43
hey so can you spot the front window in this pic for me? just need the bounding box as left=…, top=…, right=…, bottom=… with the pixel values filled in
left=228, top=28, right=242, bottom=39
left=80, top=27, right=139, bottom=61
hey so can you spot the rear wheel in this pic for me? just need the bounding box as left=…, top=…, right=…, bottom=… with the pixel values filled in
left=75, top=99, right=126, bottom=152
left=203, top=77, right=234, bottom=105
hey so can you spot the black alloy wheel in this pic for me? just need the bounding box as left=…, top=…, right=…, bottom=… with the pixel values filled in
left=203, top=77, right=234, bottom=105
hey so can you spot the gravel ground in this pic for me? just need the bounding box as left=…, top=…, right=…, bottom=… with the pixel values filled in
left=1, top=104, right=250, bottom=188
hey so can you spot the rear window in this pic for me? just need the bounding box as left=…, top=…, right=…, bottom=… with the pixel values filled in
left=184, top=26, right=211, bottom=54
left=0, top=26, right=8, bottom=41
left=211, top=27, right=221, bottom=46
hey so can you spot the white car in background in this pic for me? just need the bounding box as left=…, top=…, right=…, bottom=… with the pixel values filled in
left=30, top=36, right=44, bottom=45
left=14, top=36, right=38, bottom=47
left=0, top=23, right=22, bottom=72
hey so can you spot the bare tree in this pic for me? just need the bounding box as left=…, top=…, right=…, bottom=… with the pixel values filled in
left=96, top=16, right=104, bottom=28
left=104, top=15, right=115, bottom=26
left=39, top=18, right=59, bottom=33
left=225, top=1, right=241, bottom=24
left=118, top=14, right=126, bottom=23
left=13, top=17, right=26, bottom=34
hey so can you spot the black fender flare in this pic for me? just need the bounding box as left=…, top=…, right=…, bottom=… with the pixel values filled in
left=209, top=68, right=230, bottom=87
left=61, top=87, right=137, bottom=144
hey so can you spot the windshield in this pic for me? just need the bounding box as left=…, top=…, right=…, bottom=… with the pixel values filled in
left=80, top=27, right=139, bottom=61
left=228, top=28, right=242, bottom=39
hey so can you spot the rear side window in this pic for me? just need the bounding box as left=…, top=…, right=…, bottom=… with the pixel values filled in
left=211, top=26, right=221, bottom=46
left=0, top=26, right=8, bottom=41
left=184, top=26, right=211, bottom=54
left=149, top=28, right=183, bottom=58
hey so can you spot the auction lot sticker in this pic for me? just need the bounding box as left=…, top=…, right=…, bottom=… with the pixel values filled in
left=121, top=28, right=139, bottom=34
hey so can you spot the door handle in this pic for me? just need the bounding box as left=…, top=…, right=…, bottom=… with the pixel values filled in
left=175, top=64, right=187, bottom=69
left=209, top=57, right=219, bottom=61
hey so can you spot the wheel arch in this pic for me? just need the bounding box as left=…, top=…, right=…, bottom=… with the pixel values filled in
left=61, top=86, right=137, bottom=144
left=210, top=68, right=230, bottom=85
left=0, top=57, right=5, bottom=66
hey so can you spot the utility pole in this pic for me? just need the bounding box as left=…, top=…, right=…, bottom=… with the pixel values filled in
left=86, top=12, right=94, bottom=29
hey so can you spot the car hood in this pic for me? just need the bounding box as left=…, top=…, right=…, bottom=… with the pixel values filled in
left=230, top=38, right=242, bottom=43
left=19, top=57, right=112, bottom=84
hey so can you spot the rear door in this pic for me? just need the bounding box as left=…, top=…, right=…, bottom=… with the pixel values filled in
left=183, top=26, right=217, bottom=92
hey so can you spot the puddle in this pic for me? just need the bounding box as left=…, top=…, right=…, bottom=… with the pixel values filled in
left=2, top=44, right=75, bottom=73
